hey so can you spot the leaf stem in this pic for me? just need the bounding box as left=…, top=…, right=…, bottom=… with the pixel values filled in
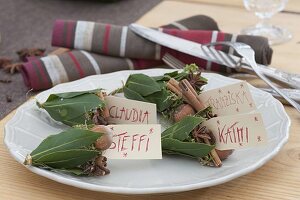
left=108, top=86, right=124, bottom=96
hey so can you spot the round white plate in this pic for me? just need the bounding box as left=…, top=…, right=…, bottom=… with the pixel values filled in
left=4, top=69, right=290, bottom=194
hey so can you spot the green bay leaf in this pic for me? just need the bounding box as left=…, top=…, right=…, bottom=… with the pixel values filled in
left=161, top=116, right=204, bottom=141
left=31, top=129, right=102, bottom=160
left=33, top=149, right=99, bottom=169
left=62, top=114, right=93, bottom=127
left=144, top=89, right=173, bottom=112
left=162, top=138, right=214, bottom=158
left=126, top=74, right=161, bottom=96
left=40, top=93, right=104, bottom=126
left=45, top=89, right=102, bottom=101
left=123, top=86, right=148, bottom=102
left=152, top=71, right=188, bottom=82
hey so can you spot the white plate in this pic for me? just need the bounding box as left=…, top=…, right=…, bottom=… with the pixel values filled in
left=4, top=69, right=290, bottom=194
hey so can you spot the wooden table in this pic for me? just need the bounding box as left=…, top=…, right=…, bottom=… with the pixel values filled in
left=1, top=1, right=300, bottom=199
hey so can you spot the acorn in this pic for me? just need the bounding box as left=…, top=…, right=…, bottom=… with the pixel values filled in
left=173, top=104, right=196, bottom=122
left=215, top=149, right=234, bottom=161
left=91, top=125, right=113, bottom=150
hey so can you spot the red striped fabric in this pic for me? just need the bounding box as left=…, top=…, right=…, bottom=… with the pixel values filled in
left=211, top=32, right=225, bottom=72
left=22, top=16, right=272, bottom=91
left=68, top=51, right=85, bottom=78
left=33, top=59, right=51, bottom=88
left=66, top=21, right=76, bottom=48
left=102, top=24, right=111, bottom=54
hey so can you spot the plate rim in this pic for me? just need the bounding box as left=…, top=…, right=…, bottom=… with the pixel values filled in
left=4, top=68, right=291, bottom=194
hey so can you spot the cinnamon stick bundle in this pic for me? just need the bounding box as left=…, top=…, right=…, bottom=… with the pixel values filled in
left=167, top=78, right=222, bottom=167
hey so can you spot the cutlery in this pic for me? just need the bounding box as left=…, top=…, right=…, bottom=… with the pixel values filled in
left=129, top=24, right=300, bottom=89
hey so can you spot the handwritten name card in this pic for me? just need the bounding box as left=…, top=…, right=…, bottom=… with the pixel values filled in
left=199, top=82, right=256, bottom=116
left=105, top=96, right=157, bottom=124
left=103, top=124, right=162, bottom=159
left=202, top=113, right=267, bottom=150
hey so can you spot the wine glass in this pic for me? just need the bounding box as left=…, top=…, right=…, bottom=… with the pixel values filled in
left=241, top=0, right=292, bottom=45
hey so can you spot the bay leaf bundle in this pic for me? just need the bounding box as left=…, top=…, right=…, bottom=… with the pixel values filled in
left=37, top=89, right=106, bottom=126
left=122, top=65, right=225, bottom=165
left=123, top=64, right=207, bottom=117
left=161, top=116, right=214, bottom=158
left=24, top=128, right=110, bottom=176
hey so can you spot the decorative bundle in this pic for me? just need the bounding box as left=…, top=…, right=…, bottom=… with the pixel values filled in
left=36, top=89, right=109, bottom=126
left=123, top=64, right=233, bottom=166
left=24, top=125, right=112, bottom=176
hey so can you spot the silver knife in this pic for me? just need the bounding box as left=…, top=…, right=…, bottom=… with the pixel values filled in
left=129, top=24, right=300, bottom=89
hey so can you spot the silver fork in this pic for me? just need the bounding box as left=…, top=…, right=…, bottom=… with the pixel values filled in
left=207, top=42, right=300, bottom=113
left=162, top=53, right=300, bottom=108
left=200, top=43, right=300, bottom=89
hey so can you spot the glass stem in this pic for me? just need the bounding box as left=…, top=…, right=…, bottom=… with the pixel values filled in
left=257, top=17, right=272, bottom=28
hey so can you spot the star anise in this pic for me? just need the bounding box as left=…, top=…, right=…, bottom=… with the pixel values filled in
left=187, top=71, right=207, bottom=93
left=0, top=57, right=12, bottom=69
left=81, top=156, right=110, bottom=176
left=192, top=125, right=216, bottom=145
left=3, top=63, right=23, bottom=74
left=17, top=48, right=46, bottom=62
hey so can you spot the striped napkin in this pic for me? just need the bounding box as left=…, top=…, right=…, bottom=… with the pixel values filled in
left=21, top=15, right=273, bottom=90
left=52, top=18, right=272, bottom=64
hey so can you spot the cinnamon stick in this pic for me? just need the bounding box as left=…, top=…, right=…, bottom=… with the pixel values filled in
left=203, top=138, right=222, bottom=167
left=167, top=78, right=192, bottom=105
left=166, top=82, right=182, bottom=98
left=179, top=79, right=222, bottom=167
left=179, top=81, right=206, bottom=111
left=182, top=79, right=204, bottom=104
left=169, top=78, right=180, bottom=90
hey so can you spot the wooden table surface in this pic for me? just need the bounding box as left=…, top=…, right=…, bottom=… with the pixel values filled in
left=1, top=1, right=300, bottom=199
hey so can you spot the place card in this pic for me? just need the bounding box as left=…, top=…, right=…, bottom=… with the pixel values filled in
left=104, top=96, right=157, bottom=124
left=201, top=113, right=267, bottom=150
left=103, top=124, right=162, bottom=159
left=198, top=82, right=256, bottom=116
